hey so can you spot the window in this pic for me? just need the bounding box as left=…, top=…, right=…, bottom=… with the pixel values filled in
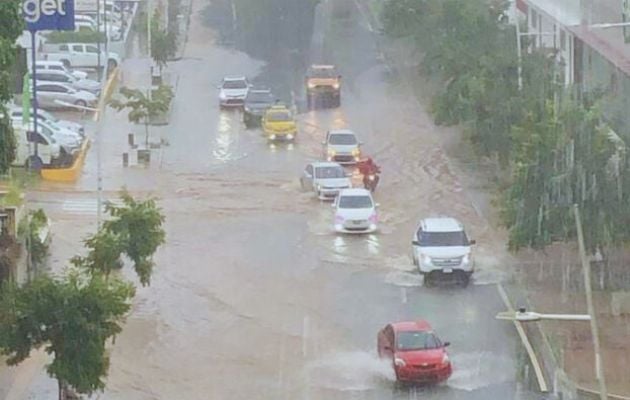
left=305, top=165, right=313, bottom=176
left=328, top=134, right=357, bottom=145
left=396, top=331, right=442, bottom=351
left=315, top=166, right=345, bottom=179
left=417, top=230, right=469, bottom=246
left=560, top=30, right=566, bottom=51
left=86, top=45, right=99, bottom=53
left=72, top=45, right=83, bottom=52
left=59, top=45, right=69, bottom=51
left=531, top=9, right=537, bottom=28
left=338, top=195, right=373, bottom=209
left=50, top=65, right=62, bottom=71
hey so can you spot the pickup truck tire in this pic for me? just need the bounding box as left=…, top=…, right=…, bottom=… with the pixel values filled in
left=108, top=59, right=118, bottom=70
left=74, top=100, right=87, bottom=107
left=61, top=59, right=71, bottom=68
left=25, top=155, right=43, bottom=171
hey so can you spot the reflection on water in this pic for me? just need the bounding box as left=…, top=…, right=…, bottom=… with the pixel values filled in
left=213, top=112, right=236, bottom=162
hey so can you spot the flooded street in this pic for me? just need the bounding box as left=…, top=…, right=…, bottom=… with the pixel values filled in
left=17, top=0, right=541, bottom=399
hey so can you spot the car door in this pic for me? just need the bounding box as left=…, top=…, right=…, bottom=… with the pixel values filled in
left=302, top=164, right=314, bottom=189
left=85, top=44, right=100, bottom=67
left=35, top=84, right=57, bottom=108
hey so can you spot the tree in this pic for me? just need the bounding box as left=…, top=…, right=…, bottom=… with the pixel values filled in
left=0, top=273, right=135, bottom=400
left=103, top=190, right=166, bottom=286
left=150, top=7, right=177, bottom=70
left=109, top=85, right=174, bottom=146
left=71, top=229, right=124, bottom=280
left=0, top=0, right=24, bottom=173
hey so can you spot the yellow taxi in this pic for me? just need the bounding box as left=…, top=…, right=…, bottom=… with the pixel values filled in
left=262, top=105, right=297, bottom=141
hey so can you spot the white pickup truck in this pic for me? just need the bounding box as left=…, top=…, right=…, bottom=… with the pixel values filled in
left=43, top=43, right=121, bottom=71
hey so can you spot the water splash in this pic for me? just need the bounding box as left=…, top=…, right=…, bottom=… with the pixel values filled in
left=447, top=352, right=516, bottom=391
left=305, top=351, right=395, bottom=391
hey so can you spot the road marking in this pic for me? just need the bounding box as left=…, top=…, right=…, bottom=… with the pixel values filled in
left=302, top=315, right=310, bottom=358
left=496, top=283, right=549, bottom=392
left=400, top=287, right=407, bottom=304
left=61, top=199, right=124, bottom=215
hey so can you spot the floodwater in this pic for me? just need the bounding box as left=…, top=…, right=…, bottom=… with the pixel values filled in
left=18, top=0, right=546, bottom=399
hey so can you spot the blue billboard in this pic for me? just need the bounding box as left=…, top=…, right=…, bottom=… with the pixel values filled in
left=23, top=0, right=75, bottom=31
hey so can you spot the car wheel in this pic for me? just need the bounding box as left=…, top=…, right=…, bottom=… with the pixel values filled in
left=107, top=59, right=118, bottom=70
left=25, top=155, right=43, bottom=171
left=458, top=272, right=470, bottom=288
left=74, top=99, right=87, bottom=108
left=423, top=273, right=434, bottom=288
left=61, top=59, right=71, bottom=68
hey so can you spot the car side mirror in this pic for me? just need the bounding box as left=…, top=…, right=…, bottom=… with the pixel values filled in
left=331, top=203, right=336, bottom=208
left=321, top=141, right=326, bottom=146
left=345, top=173, right=352, bottom=177
left=375, top=203, right=380, bottom=208
left=469, top=239, right=476, bottom=245
left=383, top=345, right=392, bottom=351
left=359, top=141, right=364, bottom=145
left=412, top=240, right=420, bottom=246
left=443, top=341, right=451, bottom=347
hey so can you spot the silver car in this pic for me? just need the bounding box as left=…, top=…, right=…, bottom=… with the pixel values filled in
left=36, top=69, right=101, bottom=95
left=300, top=161, right=352, bottom=200
left=34, top=82, right=98, bottom=109
left=9, top=107, right=85, bottom=137
left=322, top=129, right=362, bottom=164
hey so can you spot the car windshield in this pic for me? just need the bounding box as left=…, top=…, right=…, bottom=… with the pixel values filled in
left=396, top=331, right=442, bottom=351
left=247, top=92, right=273, bottom=103
left=223, top=80, right=247, bottom=89
left=418, top=231, right=468, bottom=246
left=315, top=166, right=345, bottom=179
left=267, top=111, right=291, bottom=121
left=338, top=195, right=372, bottom=209
left=329, top=134, right=356, bottom=145
left=310, top=68, right=336, bottom=78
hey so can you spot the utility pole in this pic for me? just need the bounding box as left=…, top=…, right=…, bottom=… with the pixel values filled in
left=97, top=0, right=102, bottom=82
left=513, top=5, right=523, bottom=90
left=147, top=0, right=152, bottom=57
left=574, top=204, right=608, bottom=400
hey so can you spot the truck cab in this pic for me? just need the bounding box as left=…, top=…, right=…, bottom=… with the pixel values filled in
left=305, top=65, right=341, bottom=109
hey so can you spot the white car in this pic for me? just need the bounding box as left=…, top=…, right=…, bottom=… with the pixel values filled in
left=44, top=43, right=121, bottom=70
left=322, top=129, right=362, bottom=164
left=34, top=82, right=98, bottom=109
left=36, top=69, right=101, bottom=95
left=301, top=161, right=352, bottom=200
left=35, top=60, right=88, bottom=80
left=9, top=107, right=85, bottom=137
left=411, top=217, right=476, bottom=286
left=20, top=120, right=82, bottom=155
left=333, top=188, right=378, bottom=233
left=218, top=76, right=250, bottom=107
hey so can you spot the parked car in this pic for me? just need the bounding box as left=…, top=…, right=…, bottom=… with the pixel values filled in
left=36, top=119, right=82, bottom=154
left=73, top=18, right=122, bottom=40
left=412, top=217, right=476, bottom=287
left=44, top=43, right=121, bottom=70
left=243, top=88, right=274, bottom=127
left=332, top=188, right=378, bottom=233
left=218, top=76, right=250, bottom=108
left=300, top=161, right=351, bottom=200
left=35, top=60, right=88, bottom=80
left=9, top=106, right=85, bottom=136
left=10, top=121, right=61, bottom=168
left=322, top=129, right=362, bottom=164
left=34, top=82, right=98, bottom=109
left=36, top=69, right=101, bottom=95
left=377, top=320, right=452, bottom=384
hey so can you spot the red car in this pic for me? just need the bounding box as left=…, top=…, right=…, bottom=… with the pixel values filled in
left=377, top=320, right=452, bottom=384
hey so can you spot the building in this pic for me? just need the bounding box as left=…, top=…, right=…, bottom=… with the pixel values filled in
left=516, top=0, right=630, bottom=138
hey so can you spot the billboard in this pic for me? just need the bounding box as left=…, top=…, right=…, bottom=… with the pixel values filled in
left=23, top=0, right=75, bottom=31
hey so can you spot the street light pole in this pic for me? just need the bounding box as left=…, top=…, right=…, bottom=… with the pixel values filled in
left=147, top=0, right=152, bottom=57
left=574, top=204, right=608, bottom=400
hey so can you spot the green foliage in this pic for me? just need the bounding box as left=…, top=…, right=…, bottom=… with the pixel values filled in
left=46, top=30, right=106, bottom=44
left=0, top=0, right=24, bottom=173
left=109, top=85, right=174, bottom=124
left=71, top=229, right=124, bottom=279
left=103, top=190, right=166, bottom=286
left=150, top=8, right=177, bottom=69
left=0, top=273, right=135, bottom=396
left=19, top=209, right=49, bottom=266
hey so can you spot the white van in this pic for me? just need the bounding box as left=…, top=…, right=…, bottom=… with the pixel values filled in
left=11, top=122, right=61, bottom=168
left=35, top=61, right=88, bottom=80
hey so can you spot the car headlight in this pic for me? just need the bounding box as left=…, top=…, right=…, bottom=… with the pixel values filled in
left=219, top=92, right=227, bottom=99
left=441, top=353, right=450, bottom=365
left=423, top=255, right=432, bottom=265
left=327, top=149, right=336, bottom=156
left=244, top=106, right=251, bottom=112
left=352, top=148, right=360, bottom=156
left=307, top=82, right=316, bottom=89
left=332, top=82, right=340, bottom=89
left=286, top=134, right=294, bottom=140
left=394, top=357, right=406, bottom=367
left=463, top=254, right=470, bottom=264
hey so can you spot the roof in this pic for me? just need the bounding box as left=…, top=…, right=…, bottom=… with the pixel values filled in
left=311, top=64, right=335, bottom=69
left=392, top=320, right=432, bottom=332
left=328, top=129, right=355, bottom=135
left=338, top=188, right=371, bottom=196
left=421, top=217, right=463, bottom=233
left=311, top=161, right=344, bottom=168
left=223, top=76, right=247, bottom=81
left=526, top=0, right=581, bottom=26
